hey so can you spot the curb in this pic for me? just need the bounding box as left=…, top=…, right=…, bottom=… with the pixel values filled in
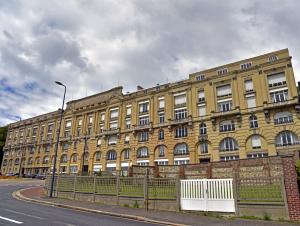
left=12, top=188, right=188, bottom=226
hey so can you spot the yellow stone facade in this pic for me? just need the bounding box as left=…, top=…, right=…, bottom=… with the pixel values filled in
left=2, top=49, right=300, bottom=175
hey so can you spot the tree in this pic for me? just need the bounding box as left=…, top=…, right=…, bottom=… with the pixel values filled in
left=0, top=126, right=8, bottom=168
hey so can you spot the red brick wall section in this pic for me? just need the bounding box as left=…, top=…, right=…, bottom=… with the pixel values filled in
left=282, top=157, right=300, bottom=221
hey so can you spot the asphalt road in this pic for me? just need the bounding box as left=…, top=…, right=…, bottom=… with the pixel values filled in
left=0, top=180, right=157, bottom=226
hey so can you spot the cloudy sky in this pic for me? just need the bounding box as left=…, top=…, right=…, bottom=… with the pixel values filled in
left=0, top=0, right=300, bottom=126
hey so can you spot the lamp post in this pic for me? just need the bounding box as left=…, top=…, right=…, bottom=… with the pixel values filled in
left=49, top=81, right=66, bottom=198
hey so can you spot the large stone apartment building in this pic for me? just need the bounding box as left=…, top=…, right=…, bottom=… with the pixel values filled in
left=1, top=49, right=300, bottom=176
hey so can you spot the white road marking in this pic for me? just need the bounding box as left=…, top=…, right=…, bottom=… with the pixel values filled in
left=0, top=215, right=23, bottom=224
left=4, top=209, right=44, bottom=220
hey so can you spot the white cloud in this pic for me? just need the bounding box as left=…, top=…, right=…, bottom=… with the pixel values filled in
left=0, top=0, right=299, bottom=125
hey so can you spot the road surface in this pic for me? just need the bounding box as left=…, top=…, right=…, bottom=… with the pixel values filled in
left=0, top=180, right=157, bottom=226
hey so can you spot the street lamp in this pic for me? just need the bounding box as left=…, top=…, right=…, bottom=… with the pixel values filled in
left=49, top=81, right=66, bottom=198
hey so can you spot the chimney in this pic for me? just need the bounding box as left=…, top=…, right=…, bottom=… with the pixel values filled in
left=137, top=85, right=144, bottom=91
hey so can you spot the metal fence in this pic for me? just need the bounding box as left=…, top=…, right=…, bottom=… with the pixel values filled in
left=45, top=175, right=178, bottom=201
left=236, top=177, right=285, bottom=203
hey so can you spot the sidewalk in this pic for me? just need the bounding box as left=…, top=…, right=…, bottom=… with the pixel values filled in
left=14, top=187, right=298, bottom=226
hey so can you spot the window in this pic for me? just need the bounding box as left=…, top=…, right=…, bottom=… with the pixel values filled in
left=88, top=115, right=93, bottom=124
left=217, top=85, right=231, bottom=97
left=158, top=130, right=164, bottom=140
left=107, top=150, right=117, bottom=160
left=247, top=153, right=268, bottom=158
left=174, top=159, right=189, bottom=165
left=14, top=158, right=20, bottom=165
left=276, top=131, right=299, bottom=146
left=69, top=166, right=78, bottom=173
left=28, top=158, right=33, bottom=165
left=249, top=115, right=258, bottom=128
left=45, top=144, right=51, bottom=152
left=217, top=68, right=228, bottom=75
left=87, top=127, right=92, bottom=135
left=219, top=138, right=238, bottom=152
left=137, top=147, right=149, bottom=158
left=138, top=131, right=148, bottom=142
left=124, top=134, right=130, bottom=144
left=158, top=97, right=165, bottom=109
left=199, top=123, right=207, bottom=135
left=3, top=159, right=7, bottom=166
left=175, top=126, right=188, bottom=138
left=109, top=121, right=118, bottom=129
left=155, top=160, right=168, bottom=165
left=219, top=120, right=235, bottom=132
left=251, top=135, right=261, bottom=149
left=196, top=75, right=205, bottom=81
left=218, top=100, right=232, bottom=112
left=94, top=151, right=101, bottom=161
left=199, top=143, right=208, bottom=154
left=65, top=120, right=72, bottom=128
left=198, top=104, right=206, bottom=116
left=174, top=143, right=189, bottom=155
left=60, top=154, right=67, bottom=163
left=269, top=55, right=278, bottom=62
left=174, top=108, right=187, bottom=120
left=78, top=118, right=82, bottom=126
left=220, top=156, right=239, bottom=161
left=139, top=115, right=149, bottom=125
left=126, top=105, right=132, bottom=115
left=62, top=143, right=69, bottom=151
left=274, top=112, right=293, bottom=124
left=32, top=127, right=37, bottom=137
left=43, top=156, right=49, bottom=164
left=137, top=161, right=149, bottom=166
left=123, top=149, right=130, bottom=159
left=100, top=113, right=105, bottom=122
left=159, top=112, right=165, bottom=123
left=246, top=95, right=256, bottom=108
left=174, top=92, right=186, bottom=105
left=157, top=146, right=165, bottom=157
left=268, top=73, right=286, bottom=87
left=270, top=89, right=288, bottom=103
left=97, top=138, right=101, bottom=146
left=139, top=101, right=149, bottom=113
left=108, top=135, right=117, bottom=145
left=76, top=127, right=81, bottom=136
left=71, top=154, right=77, bottom=163
left=245, top=80, right=253, bottom=92
left=198, top=90, right=205, bottom=102
left=110, top=108, right=119, bottom=119
left=125, top=118, right=131, bottom=129
left=240, top=62, right=252, bottom=70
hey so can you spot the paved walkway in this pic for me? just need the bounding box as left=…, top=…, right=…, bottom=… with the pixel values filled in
left=17, top=187, right=298, bottom=226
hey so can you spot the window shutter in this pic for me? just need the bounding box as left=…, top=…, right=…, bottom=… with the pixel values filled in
left=268, top=73, right=286, bottom=85
left=251, top=135, right=261, bottom=148
left=247, top=96, right=256, bottom=108
left=217, top=85, right=231, bottom=96
left=159, top=99, right=165, bottom=108
left=198, top=91, right=205, bottom=99
left=245, top=80, right=253, bottom=91
left=174, top=93, right=186, bottom=105
left=198, top=105, right=206, bottom=116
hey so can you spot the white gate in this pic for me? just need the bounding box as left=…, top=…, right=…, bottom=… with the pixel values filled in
left=180, top=179, right=235, bottom=212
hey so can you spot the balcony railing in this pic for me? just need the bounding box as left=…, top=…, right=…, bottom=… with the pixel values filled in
left=100, top=128, right=120, bottom=136
left=211, top=108, right=240, bottom=118
left=275, top=141, right=300, bottom=147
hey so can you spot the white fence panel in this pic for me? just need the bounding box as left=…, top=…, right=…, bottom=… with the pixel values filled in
left=181, top=179, right=235, bottom=213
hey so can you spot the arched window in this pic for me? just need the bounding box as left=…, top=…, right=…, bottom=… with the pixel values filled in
left=107, top=150, right=117, bottom=160
left=158, top=129, right=164, bottom=140
left=82, top=152, right=89, bottom=163
left=8, top=159, right=13, bottom=166
left=174, top=143, right=189, bottom=155
left=14, top=158, right=20, bottom=165
left=35, top=157, right=40, bottom=165
left=249, top=115, right=258, bottom=128
left=28, top=157, right=33, bottom=165
left=43, top=156, right=49, bottom=164
left=137, top=147, right=149, bottom=158
left=274, top=112, right=293, bottom=125
left=219, top=120, right=235, bottom=132
left=70, top=154, right=77, bottom=163
left=157, top=145, right=165, bottom=157
left=199, top=142, right=208, bottom=154
left=219, top=138, right=239, bottom=152
left=199, top=123, right=207, bottom=135
left=122, top=149, right=130, bottom=160
left=60, top=154, right=68, bottom=163
left=251, top=135, right=261, bottom=149
left=94, top=151, right=101, bottom=161
left=3, top=159, right=7, bottom=166
left=276, top=131, right=299, bottom=146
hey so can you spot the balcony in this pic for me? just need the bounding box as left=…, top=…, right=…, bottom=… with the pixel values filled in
left=198, top=134, right=208, bottom=142
left=263, top=99, right=297, bottom=110
left=168, top=118, right=190, bottom=126
left=134, top=124, right=151, bottom=131
left=210, top=108, right=240, bottom=119
left=99, top=128, right=120, bottom=136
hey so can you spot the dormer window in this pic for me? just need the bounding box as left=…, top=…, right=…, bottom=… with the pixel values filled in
left=269, top=55, right=278, bottom=62
left=196, top=75, right=205, bottom=81
left=240, top=62, right=252, bottom=70
left=217, top=68, right=228, bottom=76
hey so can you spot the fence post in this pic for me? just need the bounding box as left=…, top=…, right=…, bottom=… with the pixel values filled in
left=233, top=173, right=239, bottom=216
left=93, top=176, right=96, bottom=202
left=144, top=169, right=149, bottom=211
left=116, top=175, right=120, bottom=205
left=73, top=174, right=77, bottom=200
left=176, top=175, right=181, bottom=212
left=56, top=174, right=60, bottom=198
